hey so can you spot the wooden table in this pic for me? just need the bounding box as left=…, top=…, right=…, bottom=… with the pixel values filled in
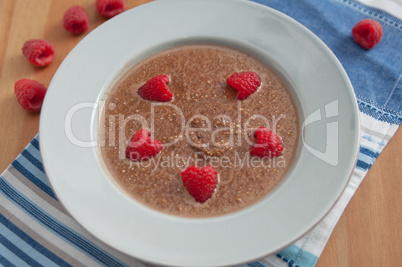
left=0, top=1, right=400, bottom=266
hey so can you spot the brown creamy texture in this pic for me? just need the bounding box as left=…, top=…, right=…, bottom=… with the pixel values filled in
left=100, top=44, right=299, bottom=217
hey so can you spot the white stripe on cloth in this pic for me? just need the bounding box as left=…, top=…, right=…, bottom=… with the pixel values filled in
left=3, top=170, right=79, bottom=226
left=356, top=0, right=402, bottom=20
left=360, top=112, right=399, bottom=152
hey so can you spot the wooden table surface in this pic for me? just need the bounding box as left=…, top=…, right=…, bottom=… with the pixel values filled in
left=0, top=1, right=400, bottom=266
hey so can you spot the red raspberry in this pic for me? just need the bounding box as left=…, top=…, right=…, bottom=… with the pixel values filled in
left=250, top=127, right=283, bottom=158
left=126, top=129, right=163, bottom=161
left=96, top=0, right=125, bottom=19
left=352, top=19, right=383, bottom=49
left=63, top=6, right=90, bottom=34
left=227, top=71, right=261, bottom=100
left=14, top=79, right=47, bottom=112
left=181, top=165, right=218, bottom=203
left=22, top=39, right=55, bottom=67
left=137, top=75, right=173, bottom=102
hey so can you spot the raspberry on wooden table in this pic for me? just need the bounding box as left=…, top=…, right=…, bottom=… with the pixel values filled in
left=63, top=6, right=90, bottom=34
left=14, top=78, right=47, bottom=112
left=181, top=165, right=218, bottom=203
left=96, top=0, right=126, bottom=18
left=22, top=39, right=54, bottom=67
left=352, top=19, right=383, bottom=49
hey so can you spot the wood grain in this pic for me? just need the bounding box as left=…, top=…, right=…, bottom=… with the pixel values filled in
left=317, top=127, right=402, bottom=267
left=0, top=1, right=400, bottom=266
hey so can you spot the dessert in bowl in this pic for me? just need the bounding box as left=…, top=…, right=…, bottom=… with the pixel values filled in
left=40, top=0, right=360, bottom=266
left=100, top=43, right=300, bottom=217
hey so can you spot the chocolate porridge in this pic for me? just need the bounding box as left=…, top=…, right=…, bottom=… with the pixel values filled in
left=99, top=44, right=299, bottom=217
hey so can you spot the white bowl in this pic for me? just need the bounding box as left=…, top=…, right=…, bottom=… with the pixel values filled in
left=40, top=0, right=360, bottom=266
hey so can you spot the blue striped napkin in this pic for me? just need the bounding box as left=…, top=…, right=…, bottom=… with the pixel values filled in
left=1, top=0, right=401, bottom=266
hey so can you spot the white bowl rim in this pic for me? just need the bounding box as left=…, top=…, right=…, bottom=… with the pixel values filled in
left=39, top=0, right=360, bottom=266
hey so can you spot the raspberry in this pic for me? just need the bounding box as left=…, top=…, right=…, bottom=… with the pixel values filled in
left=96, top=0, right=125, bottom=18
left=126, top=129, right=163, bottom=161
left=22, top=39, right=55, bottom=67
left=137, top=75, right=173, bottom=102
left=63, top=6, right=90, bottom=34
left=14, top=79, right=47, bottom=112
left=227, top=71, right=261, bottom=100
left=352, top=19, right=383, bottom=49
left=250, top=127, right=283, bottom=158
left=181, top=165, right=218, bottom=203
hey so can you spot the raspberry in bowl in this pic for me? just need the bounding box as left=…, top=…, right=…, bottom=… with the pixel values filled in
left=99, top=44, right=300, bottom=217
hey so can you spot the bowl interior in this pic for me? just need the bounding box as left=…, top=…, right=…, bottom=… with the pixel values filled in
left=94, top=36, right=305, bottom=214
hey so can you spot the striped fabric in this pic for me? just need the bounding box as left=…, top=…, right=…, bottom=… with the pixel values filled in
left=0, top=136, right=146, bottom=267
left=1, top=0, right=401, bottom=266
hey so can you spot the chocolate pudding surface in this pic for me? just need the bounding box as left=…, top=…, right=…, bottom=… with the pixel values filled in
left=100, top=44, right=299, bottom=217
